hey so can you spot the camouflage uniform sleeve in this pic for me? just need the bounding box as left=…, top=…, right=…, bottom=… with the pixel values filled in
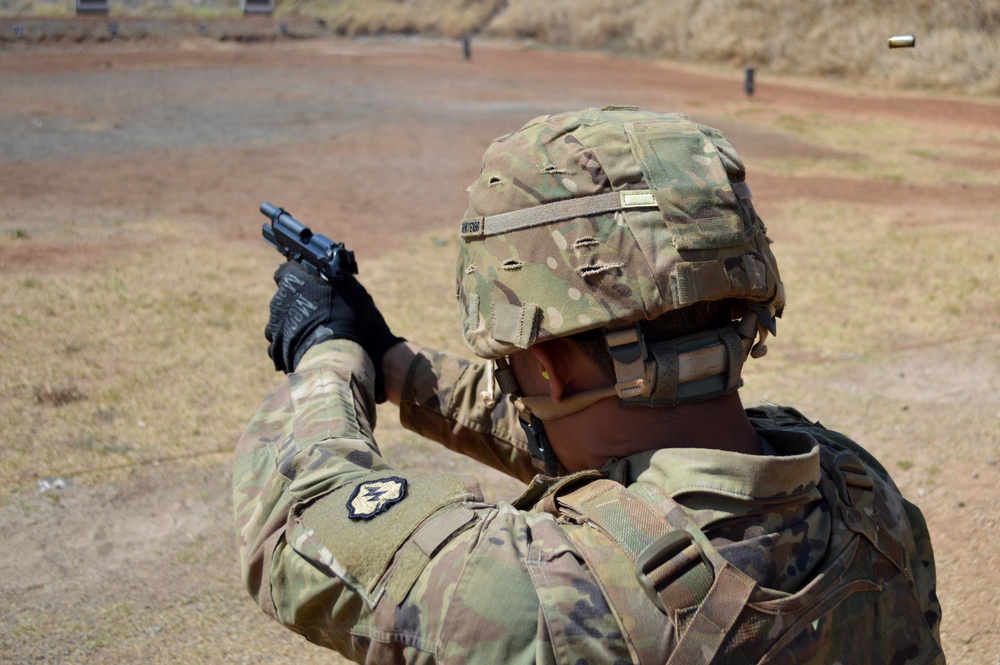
left=816, top=427, right=943, bottom=642
left=233, top=339, right=602, bottom=663
left=233, top=339, right=393, bottom=626
left=398, top=347, right=536, bottom=482
left=750, top=404, right=943, bottom=647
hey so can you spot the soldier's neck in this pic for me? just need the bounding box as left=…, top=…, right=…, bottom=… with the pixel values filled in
left=546, top=391, right=763, bottom=473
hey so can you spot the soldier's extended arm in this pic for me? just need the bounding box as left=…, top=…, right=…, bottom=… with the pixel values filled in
left=233, top=341, right=551, bottom=663
left=233, top=342, right=386, bottom=640
left=384, top=341, right=536, bottom=483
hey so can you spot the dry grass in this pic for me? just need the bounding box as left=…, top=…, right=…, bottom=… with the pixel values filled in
left=0, top=221, right=517, bottom=500
left=279, top=0, right=507, bottom=40
left=0, top=226, right=276, bottom=489
left=486, top=0, right=1000, bottom=94
left=708, top=99, right=1000, bottom=368
left=0, top=39, right=997, bottom=662
left=727, top=107, right=1000, bottom=187
left=0, top=0, right=68, bottom=17
left=0, top=0, right=241, bottom=18
left=2, top=0, right=998, bottom=92
left=762, top=201, right=1000, bottom=360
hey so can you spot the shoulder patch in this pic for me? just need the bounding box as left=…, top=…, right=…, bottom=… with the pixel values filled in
left=347, top=476, right=408, bottom=520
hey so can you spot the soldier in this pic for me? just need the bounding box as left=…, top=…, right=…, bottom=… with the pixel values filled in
left=234, top=107, right=944, bottom=663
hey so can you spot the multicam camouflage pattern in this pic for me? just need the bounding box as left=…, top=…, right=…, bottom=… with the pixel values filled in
left=456, top=107, right=784, bottom=360
left=234, top=340, right=943, bottom=663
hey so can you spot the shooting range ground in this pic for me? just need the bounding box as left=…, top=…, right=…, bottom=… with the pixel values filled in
left=0, top=35, right=998, bottom=663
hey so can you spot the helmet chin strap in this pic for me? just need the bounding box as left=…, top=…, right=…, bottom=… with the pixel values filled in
left=481, top=358, right=619, bottom=422
left=517, top=413, right=560, bottom=477
left=517, top=385, right=617, bottom=421
left=483, top=357, right=564, bottom=476
left=514, top=384, right=620, bottom=476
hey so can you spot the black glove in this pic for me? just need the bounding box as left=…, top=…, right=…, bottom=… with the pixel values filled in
left=265, top=262, right=404, bottom=401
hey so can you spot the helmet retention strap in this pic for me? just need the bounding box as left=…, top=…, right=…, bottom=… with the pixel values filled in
left=605, top=323, right=651, bottom=399
left=605, top=310, right=773, bottom=408
left=481, top=356, right=562, bottom=476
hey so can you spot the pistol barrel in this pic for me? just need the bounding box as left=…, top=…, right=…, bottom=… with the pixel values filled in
left=259, top=201, right=358, bottom=282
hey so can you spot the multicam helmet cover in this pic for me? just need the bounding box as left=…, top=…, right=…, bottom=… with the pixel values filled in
left=456, top=107, right=783, bottom=364
left=457, top=107, right=784, bottom=421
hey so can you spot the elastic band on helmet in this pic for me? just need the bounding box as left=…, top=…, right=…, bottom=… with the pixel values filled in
left=459, top=189, right=658, bottom=240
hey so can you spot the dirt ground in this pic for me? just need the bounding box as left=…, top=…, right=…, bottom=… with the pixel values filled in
left=1, top=25, right=998, bottom=664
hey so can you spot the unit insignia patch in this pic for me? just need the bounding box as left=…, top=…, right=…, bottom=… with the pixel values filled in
left=347, top=476, right=408, bottom=520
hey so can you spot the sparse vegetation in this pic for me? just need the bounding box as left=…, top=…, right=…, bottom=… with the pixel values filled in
left=34, top=384, right=85, bottom=406
left=2, top=0, right=998, bottom=93
left=280, top=0, right=507, bottom=39
left=0, top=31, right=997, bottom=665
left=485, top=0, right=1000, bottom=94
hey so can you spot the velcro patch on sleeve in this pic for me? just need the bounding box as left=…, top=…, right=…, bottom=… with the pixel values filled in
left=294, top=472, right=480, bottom=601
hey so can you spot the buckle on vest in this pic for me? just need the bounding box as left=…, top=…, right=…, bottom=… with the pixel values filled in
left=635, top=530, right=692, bottom=612
left=833, top=452, right=874, bottom=507
left=635, top=527, right=716, bottom=613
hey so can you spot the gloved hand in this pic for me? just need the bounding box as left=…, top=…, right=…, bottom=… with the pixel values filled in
left=265, top=262, right=404, bottom=402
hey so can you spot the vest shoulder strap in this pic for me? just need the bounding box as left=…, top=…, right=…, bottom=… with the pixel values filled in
left=557, top=478, right=759, bottom=665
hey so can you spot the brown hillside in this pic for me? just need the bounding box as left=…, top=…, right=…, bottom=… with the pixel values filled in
left=2, top=0, right=998, bottom=93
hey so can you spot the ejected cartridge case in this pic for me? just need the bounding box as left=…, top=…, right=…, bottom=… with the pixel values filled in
left=888, top=35, right=916, bottom=48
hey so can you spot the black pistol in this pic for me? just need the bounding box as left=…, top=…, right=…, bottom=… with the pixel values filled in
left=260, top=202, right=358, bottom=282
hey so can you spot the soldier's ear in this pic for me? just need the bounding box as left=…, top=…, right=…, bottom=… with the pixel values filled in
left=528, top=340, right=574, bottom=403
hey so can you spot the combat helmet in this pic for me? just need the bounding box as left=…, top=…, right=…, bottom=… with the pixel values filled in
left=456, top=107, right=785, bottom=470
